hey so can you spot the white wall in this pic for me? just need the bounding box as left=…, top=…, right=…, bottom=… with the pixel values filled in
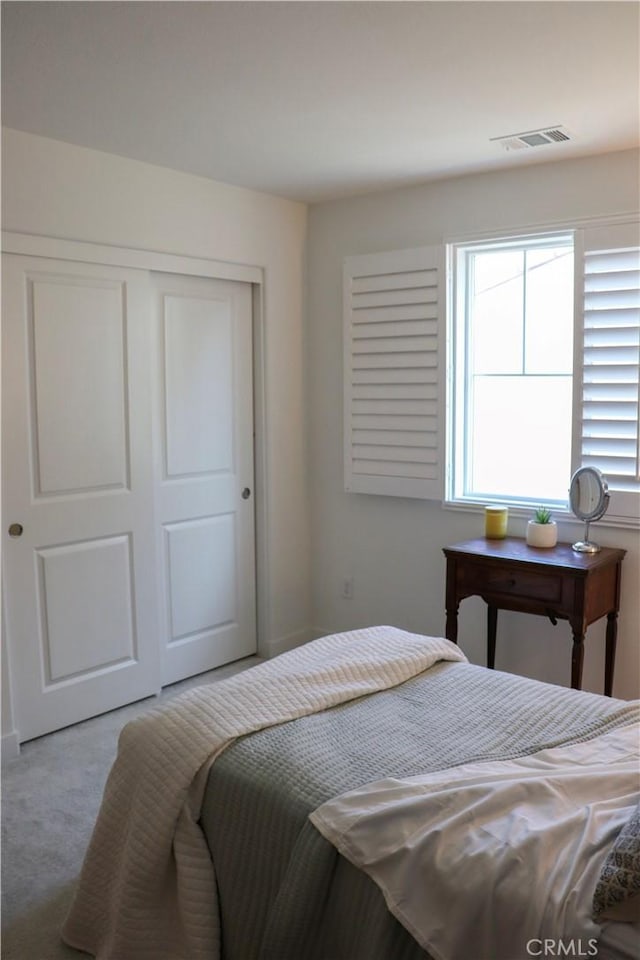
left=1, top=128, right=312, bottom=746
left=307, top=148, right=640, bottom=701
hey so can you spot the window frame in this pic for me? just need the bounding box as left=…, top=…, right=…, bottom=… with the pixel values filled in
left=444, top=215, right=640, bottom=529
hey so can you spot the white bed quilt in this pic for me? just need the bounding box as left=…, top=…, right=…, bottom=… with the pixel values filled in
left=61, top=626, right=466, bottom=960
left=311, top=720, right=640, bottom=960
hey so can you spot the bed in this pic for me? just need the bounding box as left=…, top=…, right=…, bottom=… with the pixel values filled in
left=62, top=626, right=640, bottom=960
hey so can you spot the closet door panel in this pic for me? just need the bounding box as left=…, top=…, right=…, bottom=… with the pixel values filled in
left=2, top=255, right=161, bottom=741
left=152, top=273, right=256, bottom=686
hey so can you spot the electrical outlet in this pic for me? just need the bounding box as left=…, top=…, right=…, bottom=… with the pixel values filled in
left=341, top=577, right=354, bottom=599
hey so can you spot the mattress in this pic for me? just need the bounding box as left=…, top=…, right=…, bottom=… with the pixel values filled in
left=200, top=659, right=638, bottom=960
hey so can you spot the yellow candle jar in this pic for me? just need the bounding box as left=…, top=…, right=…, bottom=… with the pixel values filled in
left=485, top=506, right=508, bottom=539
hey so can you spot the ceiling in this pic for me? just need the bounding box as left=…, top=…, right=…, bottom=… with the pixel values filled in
left=2, top=1, right=639, bottom=203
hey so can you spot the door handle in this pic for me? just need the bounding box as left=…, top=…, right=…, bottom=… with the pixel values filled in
left=241, top=488, right=251, bottom=500
left=8, top=523, right=24, bottom=538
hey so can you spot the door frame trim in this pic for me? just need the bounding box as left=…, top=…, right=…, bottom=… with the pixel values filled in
left=2, top=232, right=270, bottom=738
left=2, top=232, right=263, bottom=284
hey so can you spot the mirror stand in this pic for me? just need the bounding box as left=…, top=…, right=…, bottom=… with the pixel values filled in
left=572, top=519, right=601, bottom=554
left=568, top=467, right=610, bottom=554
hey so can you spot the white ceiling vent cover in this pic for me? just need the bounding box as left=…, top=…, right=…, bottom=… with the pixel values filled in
left=491, top=126, right=573, bottom=152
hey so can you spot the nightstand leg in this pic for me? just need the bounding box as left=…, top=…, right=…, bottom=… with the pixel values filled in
left=570, top=629, right=585, bottom=691
left=487, top=605, right=497, bottom=669
left=445, top=604, right=459, bottom=645
left=604, top=612, right=618, bottom=697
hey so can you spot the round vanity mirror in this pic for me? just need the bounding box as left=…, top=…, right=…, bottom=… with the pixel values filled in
left=569, top=466, right=610, bottom=553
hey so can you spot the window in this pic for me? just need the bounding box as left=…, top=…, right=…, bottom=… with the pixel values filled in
left=447, top=221, right=639, bottom=523
left=449, top=233, right=574, bottom=505
left=342, top=219, right=639, bottom=524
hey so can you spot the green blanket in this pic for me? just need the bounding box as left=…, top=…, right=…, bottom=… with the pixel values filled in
left=201, top=660, right=638, bottom=960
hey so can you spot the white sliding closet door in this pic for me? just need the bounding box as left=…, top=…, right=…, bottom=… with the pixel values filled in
left=2, top=255, right=161, bottom=741
left=152, top=273, right=256, bottom=686
left=3, top=255, right=257, bottom=742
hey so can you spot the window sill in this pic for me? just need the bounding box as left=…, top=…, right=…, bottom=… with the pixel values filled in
left=442, top=498, right=639, bottom=531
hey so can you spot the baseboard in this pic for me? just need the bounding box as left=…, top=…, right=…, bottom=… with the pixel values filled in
left=1, top=731, right=20, bottom=764
left=259, top=625, right=351, bottom=658
left=261, top=627, right=314, bottom=659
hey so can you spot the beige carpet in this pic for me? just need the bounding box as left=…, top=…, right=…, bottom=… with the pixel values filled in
left=1, top=656, right=261, bottom=960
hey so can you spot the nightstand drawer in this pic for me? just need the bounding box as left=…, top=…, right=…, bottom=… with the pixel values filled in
left=459, top=564, right=563, bottom=604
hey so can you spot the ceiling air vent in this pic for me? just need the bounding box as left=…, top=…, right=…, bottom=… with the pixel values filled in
left=491, top=126, right=572, bottom=152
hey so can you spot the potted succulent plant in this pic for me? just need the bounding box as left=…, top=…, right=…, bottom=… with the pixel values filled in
left=526, top=506, right=558, bottom=548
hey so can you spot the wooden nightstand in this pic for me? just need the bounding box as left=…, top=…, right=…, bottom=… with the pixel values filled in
left=443, top=538, right=626, bottom=696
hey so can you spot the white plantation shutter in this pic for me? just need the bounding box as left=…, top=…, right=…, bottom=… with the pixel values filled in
left=578, top=221, right=640, bottom=520
left=343, top=246, right=444, bottom=498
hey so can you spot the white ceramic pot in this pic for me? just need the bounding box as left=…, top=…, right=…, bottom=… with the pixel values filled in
left=526, top=520, right=558, bottom=548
